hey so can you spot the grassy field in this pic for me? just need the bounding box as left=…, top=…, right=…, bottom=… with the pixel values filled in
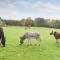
left=0, top=26, right=60, bottom=60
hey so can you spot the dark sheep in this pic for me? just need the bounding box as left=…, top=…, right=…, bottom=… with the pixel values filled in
left=0, top=27, right=6, bottom=47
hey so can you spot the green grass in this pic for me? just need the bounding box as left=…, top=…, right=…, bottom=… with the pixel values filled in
left=0, top=26, right=60, bottom=60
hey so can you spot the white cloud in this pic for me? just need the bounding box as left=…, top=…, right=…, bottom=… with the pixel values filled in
left=13, top=1, right=60, bottom=12
left=0, top=0, right=60, bottom=19
left=0, top=0, right=60, bottom=12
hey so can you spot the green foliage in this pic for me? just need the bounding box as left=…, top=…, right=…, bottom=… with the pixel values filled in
left=25, top=17, right=34, bottom=26
left=49, top=20, right=60, bottom=28
left=1, top=17, right=60, bottom=29
left=0, top=17, right=6, bottom=27
left=20, top=18, right=25, bottom=26
left=35, top=17, right=48, bottom=27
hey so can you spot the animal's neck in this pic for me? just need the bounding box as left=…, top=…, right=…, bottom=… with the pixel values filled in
left=53, top=32, right=56, bottom=35
left=22, top=35, right=26, bottom=40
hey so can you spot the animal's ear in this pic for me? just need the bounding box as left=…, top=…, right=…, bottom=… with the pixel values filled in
left=52, top=30, right=53, bottom=32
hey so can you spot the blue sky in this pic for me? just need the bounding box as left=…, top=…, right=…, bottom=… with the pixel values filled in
left=0, top=0, right=60, bottom=20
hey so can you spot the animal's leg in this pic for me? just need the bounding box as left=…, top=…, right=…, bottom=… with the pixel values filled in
left=25, top=26, right=28, bottom=30
left=29, top=25, right=31, bottom=29
left=25, top=27, right=27, bottom=30
left=28, top=38, right=32, bottom=46
left=36, top=37, right=41, bottom=46
left=56, top=39, right=59, bottom=43
left=0, top=39, right=1, bottom=46
left=1, top=40, right=5, bottom=47
left=1, top=37, right=6, bottom=47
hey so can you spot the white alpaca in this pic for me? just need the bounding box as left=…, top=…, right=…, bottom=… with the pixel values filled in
left=20, top=32, right=41, bottom=45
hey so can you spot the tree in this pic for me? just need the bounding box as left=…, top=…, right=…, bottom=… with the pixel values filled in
left=24, top=17, right=34, bottom=29
left=20, top=18, right=25, bottom=26
left=25, top=17, right=34, bottom=26
left=49, top=20, right=60, bottom=28
left=0, top=17, right=5, bottom=27
left=35, top=17, right=48, bottom=27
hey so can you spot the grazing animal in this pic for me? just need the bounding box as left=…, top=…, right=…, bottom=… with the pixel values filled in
left=20, top=32, right=41, bottom=45
left=0, top=27, right=6, bottom=47
left=25, top=25, right=31, bottom=30
left=50, top=31, right=60, bottom=43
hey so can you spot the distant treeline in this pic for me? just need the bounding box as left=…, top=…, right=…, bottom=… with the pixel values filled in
left=0, top=17, right=60, bottom=28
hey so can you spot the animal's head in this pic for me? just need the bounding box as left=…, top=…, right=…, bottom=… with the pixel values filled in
left=20, top=36, right=25, bottom=44
left=50, top=30, right=54, bottom=35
